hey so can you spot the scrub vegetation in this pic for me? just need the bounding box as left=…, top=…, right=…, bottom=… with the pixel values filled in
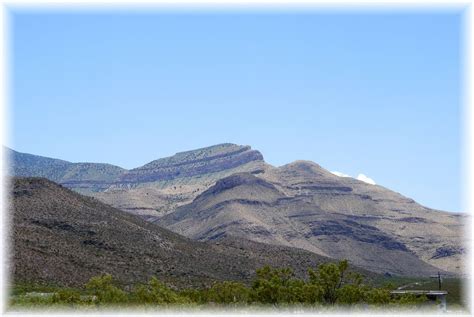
left=10, top=260, right=437, bottom=310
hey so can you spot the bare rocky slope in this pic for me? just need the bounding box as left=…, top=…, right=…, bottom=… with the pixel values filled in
left=158, top=171, right=456, bottom=276
left=5, top=144, right=467, bottom=276
left=9, top=177, right=368, bottom=288
left=261, top=161, right=467, bottom=274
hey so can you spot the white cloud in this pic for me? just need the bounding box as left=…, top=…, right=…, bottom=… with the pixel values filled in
left=331, top=171, right=376, bottom=185
left=331, top=171, right=350, bottom=177
left=357, top=174, right=376, bottom=185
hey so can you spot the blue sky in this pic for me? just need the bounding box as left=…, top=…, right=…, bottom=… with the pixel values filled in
left=8, top=9, right=463, bottom=212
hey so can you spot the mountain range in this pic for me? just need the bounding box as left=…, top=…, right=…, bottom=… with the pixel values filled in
left=4, top=144, right=467, bottom=279
left=11, top=177, right=363, bottom=287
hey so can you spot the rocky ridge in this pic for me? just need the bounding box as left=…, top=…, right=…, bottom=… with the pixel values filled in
left=118, top=143, right=264, bottom=184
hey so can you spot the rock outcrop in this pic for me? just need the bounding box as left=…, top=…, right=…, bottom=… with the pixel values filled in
left=118, top=144, right=264, bottom=184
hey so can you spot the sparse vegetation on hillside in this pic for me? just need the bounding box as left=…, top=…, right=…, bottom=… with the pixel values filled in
left=13, top=177, right=380, bottom=289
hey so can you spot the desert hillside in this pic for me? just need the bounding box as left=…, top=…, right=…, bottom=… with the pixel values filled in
left=5, top=144, right=467, bottom=276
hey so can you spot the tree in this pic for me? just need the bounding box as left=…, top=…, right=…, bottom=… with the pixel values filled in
left=131, top=277, right=184, bottom=304
left=251, top=266, right=298, bottom=304
left=85, top=274, right=128, bottom=304
left=364, top=287, right=391, bottom=305
left=308, top=260, right=365, bottom=305
left=207, top=281, right=250, bottom=304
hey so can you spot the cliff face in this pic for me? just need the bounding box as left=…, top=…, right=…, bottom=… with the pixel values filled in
left=117, top=144, right=264, bottom=184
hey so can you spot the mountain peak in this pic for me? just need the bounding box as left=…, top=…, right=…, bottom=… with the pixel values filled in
left=174, top=143, right=245, bottom=155
left=119, top=143, right=264, bottom=184
left=284, top=160, right=322, bottom=169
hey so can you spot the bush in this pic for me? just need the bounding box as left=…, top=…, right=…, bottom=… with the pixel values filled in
left=337, top=284, right=365, bottom=305
left=299, top=283, right=324, bottom=304
left=364, top=287, right=391, bottom=305
left=251, top=266, right=308, bottom=304
left=130, top=277, right=184, bottom=305
left=308, top=260, right=346, bottom=304
left=179, top=288, right=209, bottom=304
left=9, top=262, right=436, bottom=309
left=393, top=293, right=428, bottom=305
left=85, top=274, right=128, bottom=304
left=207, top=281, right=251, bottom=304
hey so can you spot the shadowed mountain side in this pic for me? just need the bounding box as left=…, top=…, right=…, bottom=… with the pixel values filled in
left=9, top=177, right=374, bottom=288
left=4, top=148, right=126, bottom=192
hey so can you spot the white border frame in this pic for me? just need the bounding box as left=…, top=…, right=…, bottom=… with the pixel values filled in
left=0, top=1, right=472, bottom=316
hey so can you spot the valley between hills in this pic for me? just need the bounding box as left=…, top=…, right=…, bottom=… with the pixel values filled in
left=4, top=143, right=467, bottom=288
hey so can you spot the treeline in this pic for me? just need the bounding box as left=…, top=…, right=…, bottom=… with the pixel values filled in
left=11, top=260, right=429, bottom=308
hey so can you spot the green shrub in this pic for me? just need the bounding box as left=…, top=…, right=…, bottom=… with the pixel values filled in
left=131, top=277, right=184, bottom=305
left=364, top=287, right=391, bottom=305
left=299, top=283, right=324, bottom=304
left=85, top=274, right=128, bottom=304
left=337, top=284, right=365, bottom=305
left=9, top=262, right=443, bottom=309
left=179, top=288, right=209, bottom=304
left=207, top=281, right=251, bottom=304
left=393, top=293, right=428, bottom=305
left=308, top=260, right=348, bottom=304
left=251, top=266, right=306, bottom=304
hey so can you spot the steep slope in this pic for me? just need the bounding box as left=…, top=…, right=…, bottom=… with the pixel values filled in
left=9, top=177, right=354, bottom=288
left=92, top=144, right=268, bottom=217
left=159, top=165, right=465, bottom=276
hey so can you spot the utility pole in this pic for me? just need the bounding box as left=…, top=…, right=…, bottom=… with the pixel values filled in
left=430, top=271, right=442, bottom=290
left=438, top=271, right=441, bottom=290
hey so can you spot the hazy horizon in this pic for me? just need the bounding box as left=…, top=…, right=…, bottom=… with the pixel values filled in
left=8, top=9, right=462, bottom=212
